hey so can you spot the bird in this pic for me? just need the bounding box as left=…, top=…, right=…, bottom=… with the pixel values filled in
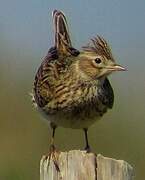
left=33, top=9, right=126, bottom=152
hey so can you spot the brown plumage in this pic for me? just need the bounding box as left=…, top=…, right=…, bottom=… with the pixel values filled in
left=33, top=10, right=126, bottom=151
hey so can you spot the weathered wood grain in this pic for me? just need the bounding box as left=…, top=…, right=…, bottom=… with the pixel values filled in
left=40, top=150, right=134, bottom=180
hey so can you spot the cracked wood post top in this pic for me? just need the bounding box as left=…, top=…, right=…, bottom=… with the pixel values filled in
left=40, top=150, right=134, bottom=180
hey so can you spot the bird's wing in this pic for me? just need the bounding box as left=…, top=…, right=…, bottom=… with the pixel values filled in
left=33, top=47, right=59, bottom=108
left=52, top=10, right=72, bottom=55
left=52, top=10, right=79, bottom=57
left=98, top=78, right=114, bottom=108
left=33, top=10, right=80, bottom=109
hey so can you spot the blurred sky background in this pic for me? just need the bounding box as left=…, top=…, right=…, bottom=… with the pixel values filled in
left=0, top=0, right=145, bottom=179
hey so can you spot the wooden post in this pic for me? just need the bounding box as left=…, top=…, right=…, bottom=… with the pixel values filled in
left=40, top=150, right=134, bottom=180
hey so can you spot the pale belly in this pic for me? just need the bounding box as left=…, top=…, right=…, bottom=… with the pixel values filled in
left=38, top=103, right=107, bottom=129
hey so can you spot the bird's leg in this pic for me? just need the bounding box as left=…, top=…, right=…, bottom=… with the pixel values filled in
left=50, top=124, right=56, bottom=151
left=83, top=128, right=91, bottom=152
left=47, top=123, right=60, bottom=171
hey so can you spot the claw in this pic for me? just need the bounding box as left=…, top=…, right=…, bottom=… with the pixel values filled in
left=46, top=144, right=60, bottom=172
left=84, top=145, right=91, bottom=153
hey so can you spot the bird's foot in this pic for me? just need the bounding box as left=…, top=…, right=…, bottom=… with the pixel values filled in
left=84, top=145, right=91, bottom=153
left=44, top=144, right=60, bottom=172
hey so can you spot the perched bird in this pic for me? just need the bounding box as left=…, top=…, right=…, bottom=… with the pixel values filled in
left=33, top=10, right=126, bottom=151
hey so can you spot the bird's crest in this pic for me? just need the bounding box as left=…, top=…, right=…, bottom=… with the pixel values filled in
left=82, top=36, right=115, bottom=62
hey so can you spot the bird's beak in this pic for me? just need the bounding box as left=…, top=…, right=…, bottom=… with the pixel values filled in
left=106, top=64, right=127, bottom=71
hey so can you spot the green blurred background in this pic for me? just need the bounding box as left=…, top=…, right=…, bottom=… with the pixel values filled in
left=0, top=0, right=145, bottom=179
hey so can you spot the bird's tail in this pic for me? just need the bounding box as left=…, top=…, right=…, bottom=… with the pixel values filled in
left=52, top=10, right=72, bottom=53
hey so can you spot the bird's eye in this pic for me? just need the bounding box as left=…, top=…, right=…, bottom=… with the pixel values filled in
left=95, top=58, right=101, bottom=64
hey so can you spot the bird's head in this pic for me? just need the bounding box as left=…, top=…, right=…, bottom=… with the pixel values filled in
left=76, top=36, right=126, bottom=80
